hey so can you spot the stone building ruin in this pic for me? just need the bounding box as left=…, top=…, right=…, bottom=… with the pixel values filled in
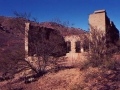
left=65, top=35, right=84, bottom=53
left=25, top=23, right=66, bottom=67
left=64, top=34, right=89, bottom=60
left=64, top=9, right=119, bottom=60
left=89, top=10, right=119, bottom=44
left=25, top=9, right=119, bottom=62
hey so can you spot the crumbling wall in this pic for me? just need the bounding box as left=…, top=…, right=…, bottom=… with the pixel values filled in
left=89, top=10, right=106, bottom=32
left=89, top=10, right=119, bottom=44
left=25, top=23, right=66, bottom=58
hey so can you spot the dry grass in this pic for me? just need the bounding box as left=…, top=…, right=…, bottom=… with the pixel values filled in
left=0, top=66, right=120, bottom=90
left=0, top=68, right=85, bottom=90
left=37, top=68, right=83, bottom=90
left=0, top=54, right=120, bottom=90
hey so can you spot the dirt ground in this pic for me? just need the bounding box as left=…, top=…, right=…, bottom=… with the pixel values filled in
left=0, top=54, right=120, bottom=90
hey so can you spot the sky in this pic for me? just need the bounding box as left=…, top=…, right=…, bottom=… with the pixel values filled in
left=0, top=0, right=120, bottom=31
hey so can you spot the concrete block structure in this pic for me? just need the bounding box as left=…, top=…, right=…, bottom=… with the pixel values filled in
left=89, top=10, right=119, bottom=44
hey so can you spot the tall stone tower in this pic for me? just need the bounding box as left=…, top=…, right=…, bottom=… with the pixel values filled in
left=89, top=10, right=119, bottom=44
left=89, top=10, right=106, bottom=32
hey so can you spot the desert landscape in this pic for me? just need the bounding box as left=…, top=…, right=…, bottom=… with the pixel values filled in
left=0, top=0, right=120, bottom=90
left=0, top=10, right=120, bottom=90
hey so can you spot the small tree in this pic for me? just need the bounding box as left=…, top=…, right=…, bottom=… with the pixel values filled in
left=13, top=11, right=38, bottom=22
left=0, top=12, right=66, bottom=78
left=77, top=27, right=120, bottom=90
left=26, top=25, right=66, bottom=75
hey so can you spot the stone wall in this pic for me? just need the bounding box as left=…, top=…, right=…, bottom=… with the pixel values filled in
left=64, top=35, right=84, bottom=53
left=89, top=10, right=106, bottom=32
left=89, top=10, right=119, bottom=44
left=64, top=35, right=89, bottom=61
left=25, top=10, right=119, bottom=62
left=25, top=22, right=67, bottom=64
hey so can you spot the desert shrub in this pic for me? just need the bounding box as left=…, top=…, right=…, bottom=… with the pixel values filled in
left=80, top=26, right=120, bottom=70
left=76, top=27, right=120, bottom=90
left=72, top=66, right=120, bottom=90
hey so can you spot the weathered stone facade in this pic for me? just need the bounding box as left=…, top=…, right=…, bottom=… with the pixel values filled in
left=25, top=23, right=67, bottom=69
left=64, top=35, right=84, bottom=53
left=89, top=10, right=119, bottom=44
left=64, top=9, right=119, bottom=60
left=64, top=34, right=89, bottom=61
left=25, top=10, right=119, bottom=62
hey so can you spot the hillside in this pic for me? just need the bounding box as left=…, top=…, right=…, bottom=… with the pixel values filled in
left=0, top=16, right=87, bottom=89
left=0, top=16, right=86, bottom=77
left=0, top=16, right=86, bottom=67
left=39, top=22, right=86, bottom=36
left=0, top=16, right=86, bottom=51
